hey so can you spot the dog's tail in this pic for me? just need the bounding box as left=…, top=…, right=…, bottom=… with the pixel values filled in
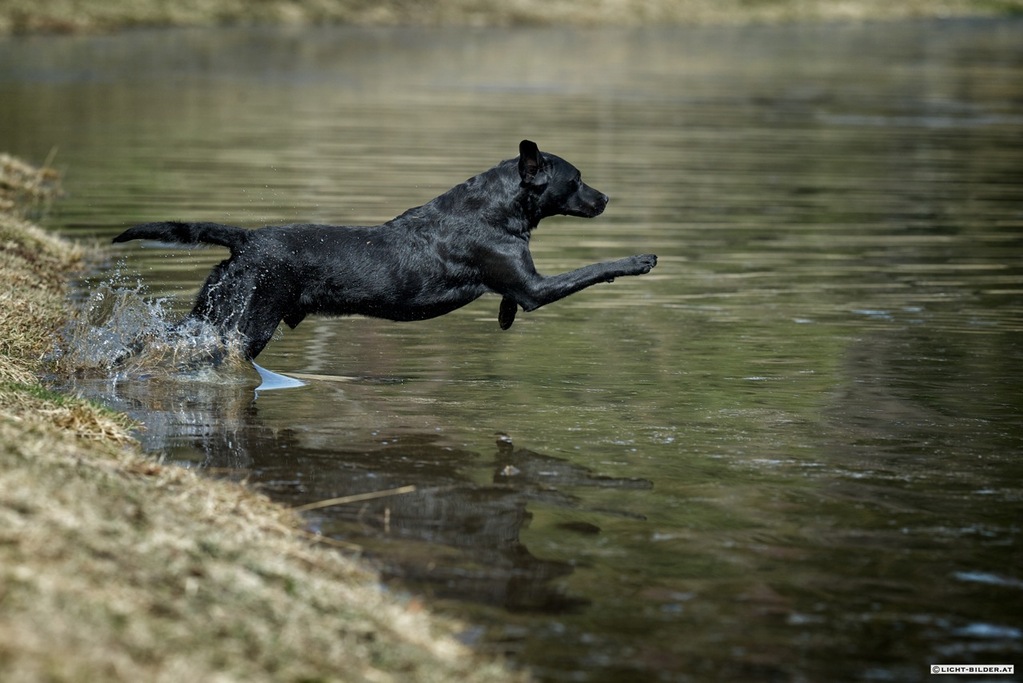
left=112, top=221, right=249, bottom=253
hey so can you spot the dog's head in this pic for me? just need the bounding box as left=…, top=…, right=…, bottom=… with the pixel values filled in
left=518, top=140, right=608, bottom=219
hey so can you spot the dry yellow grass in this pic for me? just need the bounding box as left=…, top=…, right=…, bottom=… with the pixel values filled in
left=0, top=155, right=77, bottom=385
left=0, top=155, right=525, bottom=683
left=0, top=153, right=62, bottom=214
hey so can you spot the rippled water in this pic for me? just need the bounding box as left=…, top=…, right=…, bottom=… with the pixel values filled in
left=2, top=20, right=1022, bottom=682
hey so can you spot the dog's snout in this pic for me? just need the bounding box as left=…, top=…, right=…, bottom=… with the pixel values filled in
left=563, top=184, right=610, bottom=218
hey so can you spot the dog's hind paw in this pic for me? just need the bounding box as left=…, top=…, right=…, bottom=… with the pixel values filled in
left=499, top=295, right=518, bottom=330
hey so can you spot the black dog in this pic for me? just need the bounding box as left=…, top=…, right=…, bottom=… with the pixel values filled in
left=113, top=140, right=657, bottom=360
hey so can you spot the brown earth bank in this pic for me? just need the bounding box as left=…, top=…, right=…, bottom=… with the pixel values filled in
left=0, top=153, right=526, bottom=682
left=2, top=0, right=1022, bottom=34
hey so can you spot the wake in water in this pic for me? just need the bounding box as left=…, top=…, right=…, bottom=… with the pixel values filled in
left=52, top=267, right=253, bottom=383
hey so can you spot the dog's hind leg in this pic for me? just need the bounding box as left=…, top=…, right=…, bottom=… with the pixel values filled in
left=188, top=256, right=298, bottom=359
left=180, top=259, right=264, bottom=357
left=237, top=304, right=286, bottom=359
left=190, top=260, right=240, bottom=326
left=186, top=294, right=282, bottom=359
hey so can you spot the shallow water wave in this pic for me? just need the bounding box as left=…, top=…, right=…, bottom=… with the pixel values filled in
left=53, top=268, right=252, bottom=382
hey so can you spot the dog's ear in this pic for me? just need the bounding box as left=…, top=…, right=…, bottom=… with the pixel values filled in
left=518, top=140, right=543, bottom=185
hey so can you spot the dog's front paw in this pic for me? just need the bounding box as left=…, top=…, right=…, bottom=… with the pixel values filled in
left=633, top=254, right=657, bottom=274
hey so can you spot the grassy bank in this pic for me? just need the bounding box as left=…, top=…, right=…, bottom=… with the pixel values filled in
left=2, top=0, right=1022, bottom=33
left=0, top=154, right=522, bottom=682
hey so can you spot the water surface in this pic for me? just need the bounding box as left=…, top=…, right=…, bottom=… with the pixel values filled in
left=2, top=20, right=1022, bottom=682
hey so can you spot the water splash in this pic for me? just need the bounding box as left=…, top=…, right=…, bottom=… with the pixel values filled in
left=52, top=267, right=251, bottom=382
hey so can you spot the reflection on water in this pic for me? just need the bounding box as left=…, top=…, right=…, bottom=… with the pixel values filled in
left=3, top=18, right=1023, bottom=683
left=72, top=370, right=650, bottom=612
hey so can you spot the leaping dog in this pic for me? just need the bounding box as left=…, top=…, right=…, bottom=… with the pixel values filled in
left=113, top=140, right=657, bottom=360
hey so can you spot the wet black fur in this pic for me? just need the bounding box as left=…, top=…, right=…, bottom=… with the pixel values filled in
left=113, top=140, right=657, bottom=360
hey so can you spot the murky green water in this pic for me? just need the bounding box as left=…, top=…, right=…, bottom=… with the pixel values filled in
left=3, top=20, right=1022, bottom=682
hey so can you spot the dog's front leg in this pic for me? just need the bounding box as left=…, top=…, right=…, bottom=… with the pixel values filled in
left=497, top=253, right=657, bottom=316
